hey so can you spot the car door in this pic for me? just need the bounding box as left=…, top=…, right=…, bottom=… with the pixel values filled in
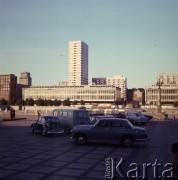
left=108, top=120, right=126, bottom=143
left=35, top=117, right=44, bottom=131
left=89, top=119, right=109, bottom=142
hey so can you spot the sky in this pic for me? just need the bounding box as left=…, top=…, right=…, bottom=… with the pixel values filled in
left=0, top=0, right=178, bottom=88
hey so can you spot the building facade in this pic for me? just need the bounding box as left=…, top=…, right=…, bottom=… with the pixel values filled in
left=145, top=74, right=178, bottom=105
left=22, top=85, right=121, bottom=103
left=0, top=74, right=17, bottom=101
left=106, top=75, right=127, bottom=101
left=145, top=85, right=178, bottom=105
left=68, top=41, right=88, bottom=86
left=19, top=72, right=32, bottom=86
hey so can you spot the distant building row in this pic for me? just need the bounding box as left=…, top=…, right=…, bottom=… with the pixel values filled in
left=0, top=72, right=178, bottom=106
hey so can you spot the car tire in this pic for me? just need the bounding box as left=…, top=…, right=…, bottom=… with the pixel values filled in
left=76, top=135, right=87, bottom=145
left=42, top=129, right=47, bottom=136
left=122, top=136, right=133, bottom=147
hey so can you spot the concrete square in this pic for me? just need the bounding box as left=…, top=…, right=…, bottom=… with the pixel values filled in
left=4, top=163, right=31, bottom=171
left=66, top=163, right=93, bottom=170
left=27, top=165, right=57, bottom=174
left=56, top=168, right=85, bottom=177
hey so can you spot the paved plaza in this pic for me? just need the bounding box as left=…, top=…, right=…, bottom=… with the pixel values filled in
left=0, top=118, right=178, bottom=180
left=0, top=119, right=133, bottom=180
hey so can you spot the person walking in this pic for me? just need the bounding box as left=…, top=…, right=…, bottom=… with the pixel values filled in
left=37, top=110, right=41, bottom=120
left=10, top=108, right=15, bottom=120
left=12, top=108, right=15, bottom=120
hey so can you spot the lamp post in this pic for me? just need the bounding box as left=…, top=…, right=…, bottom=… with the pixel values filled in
left=156, top=79, right=163, bottom=113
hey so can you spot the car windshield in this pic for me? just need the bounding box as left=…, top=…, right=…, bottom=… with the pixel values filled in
left=126, top=120, right=134, bottom=128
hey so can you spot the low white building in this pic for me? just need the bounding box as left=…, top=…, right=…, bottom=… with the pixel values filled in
left=145, top=84, right=178, bottom=105
left=22, top=85, right=121, bottom=103
left=145, top=74, right=178, bottom=105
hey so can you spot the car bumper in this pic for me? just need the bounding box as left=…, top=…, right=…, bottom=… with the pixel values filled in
left=135, top=138, right=149, bottom=142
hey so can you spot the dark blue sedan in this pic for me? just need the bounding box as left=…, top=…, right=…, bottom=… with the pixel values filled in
left=71, top=118, right=149, bottom=147
left=31, top=116, right=64, bottom=136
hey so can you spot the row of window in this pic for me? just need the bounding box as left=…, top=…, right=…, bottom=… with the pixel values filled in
left=147, top=95, right=178, bottom=101
left=25, top=95, right=114, bottom=101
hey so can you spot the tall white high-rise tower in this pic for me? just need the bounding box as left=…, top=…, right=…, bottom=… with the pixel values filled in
left=68, top=41, right=88, bottom=86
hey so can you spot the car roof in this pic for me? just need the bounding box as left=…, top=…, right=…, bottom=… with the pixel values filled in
left=99, top=118, right=128, bottom=122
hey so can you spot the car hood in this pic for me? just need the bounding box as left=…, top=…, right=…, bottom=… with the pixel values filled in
left=133, top=126, right=146, bottom=132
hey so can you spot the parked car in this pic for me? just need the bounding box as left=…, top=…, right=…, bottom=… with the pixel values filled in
left=71, top=118, right=149, bottom=147
left=53, top=109, right=90, bottom=133
left=125, top=112, right=150, bottom=125
left=31, top=116, right=64, bottom=136
left=111, top=113, right=126, bottom=119
left=90, top=115, right=114, bottom=124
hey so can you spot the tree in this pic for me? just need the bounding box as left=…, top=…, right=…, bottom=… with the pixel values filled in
left=16, top=98, right=25, bottom=106
left=0, top=98, right=8, bottom=105
left=9, top=98, right=17, bottom=105
left=35, top=99, right=44, bottom=106
left=25, top=98, right=34, bottom=106
left=63, top=98, right=71, bottom=106
left=173, top=102, right=178, bottom=108
left=46, top=99, right=53, bottom=106
left=80, top=100, right=85, bottom=105
left=53, top=99, right=61, bottom=106
left=72, top=100, right=78, bottom=106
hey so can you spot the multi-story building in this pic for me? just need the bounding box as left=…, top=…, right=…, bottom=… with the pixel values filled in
left=23, top=85, right=121, bottom=103
left=145, top=74, right=178, bottom=105
left=92, top=78, right=106, bottom=85
left=19, top=72, right=32, bottom=86
left=106, top=75, right=127, bottom=101
left=68, top=41, right=88, bottom=86
left=0, top=74, right=17, bottom=101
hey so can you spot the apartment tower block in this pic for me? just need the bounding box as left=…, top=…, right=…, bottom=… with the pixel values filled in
left=68, top=41, right=88, bottom=86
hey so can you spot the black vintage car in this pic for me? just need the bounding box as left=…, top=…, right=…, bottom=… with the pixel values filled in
left=31, top=116, right=64, bottom=136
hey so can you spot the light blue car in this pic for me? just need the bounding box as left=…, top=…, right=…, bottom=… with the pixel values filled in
left=71, top=118, right=149, bottom=147
left=125, top=112, right=150, bottom=125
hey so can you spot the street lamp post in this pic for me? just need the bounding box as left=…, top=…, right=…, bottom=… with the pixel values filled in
left=157, top=79, right=162, bottom=114
left=154, top=78, right=164, bottom=120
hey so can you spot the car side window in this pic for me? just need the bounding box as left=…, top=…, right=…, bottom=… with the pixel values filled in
left=111, top=121, right=123, bottom=128
left=97, top=120, right=108, bottom=128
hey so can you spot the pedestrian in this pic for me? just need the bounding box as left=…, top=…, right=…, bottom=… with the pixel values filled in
left=37, top=110, right=41, bottom=120
left=12, top=109, right=15, bottom=120
left=10, top=108, right=13, bottom=120
left=173, top=115, right=176, bottom=122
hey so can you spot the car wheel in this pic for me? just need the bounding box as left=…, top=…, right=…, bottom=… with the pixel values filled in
left=76, top=135, right=87, bottom=145
left=122, top=136, right=133, bottom=147
left=42, top=129, right=46, bottom=136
